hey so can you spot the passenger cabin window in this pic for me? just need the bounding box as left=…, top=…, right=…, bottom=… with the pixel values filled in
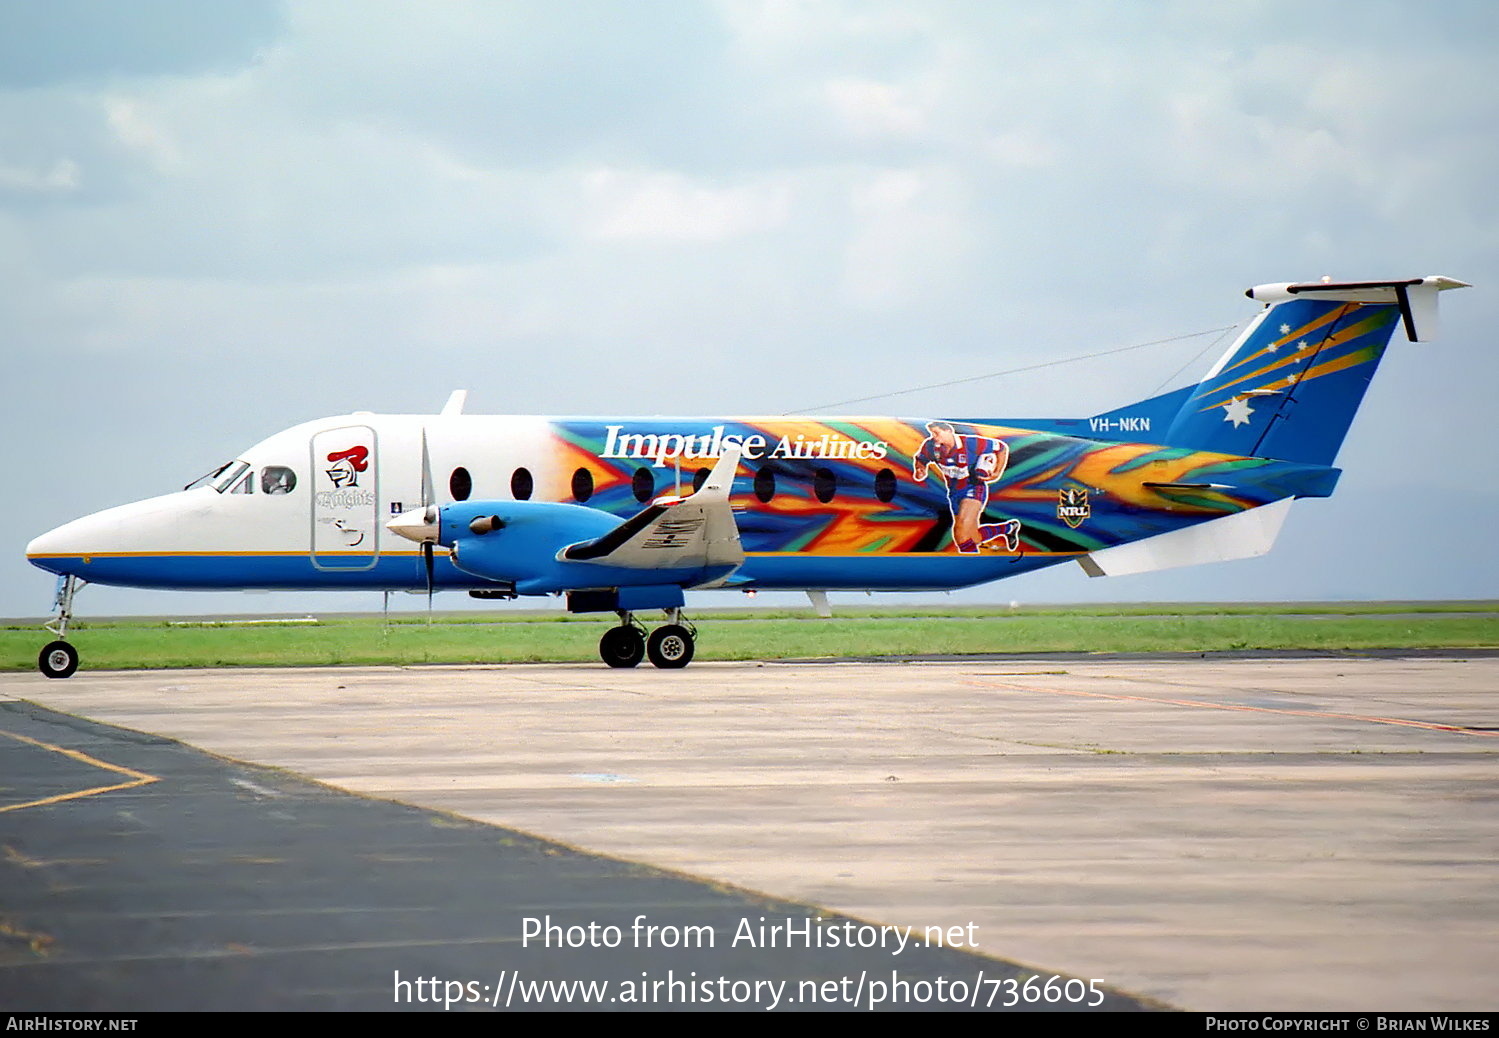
left=511, top=467, right=533, bottom=501
left=813, top=467, right=837, bottom=503
left=632, top=467, right=655, bottom=503
left=753, top=465, right=776, bottom=503
left=692, top=467, right=711, bottom=493
left=261, top=466, right=297, bottom=495
left=874, top=468, right=896, bottom=503
left=571, top=467, right=594, bottom=503
left=449, top=467, right=472, bottom=501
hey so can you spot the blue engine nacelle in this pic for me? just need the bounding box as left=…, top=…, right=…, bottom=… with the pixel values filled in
left=436, top=500, right=735, bottom=596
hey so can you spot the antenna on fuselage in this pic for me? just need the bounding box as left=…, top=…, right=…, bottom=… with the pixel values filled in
left=440, top=390, right=467, bottom=416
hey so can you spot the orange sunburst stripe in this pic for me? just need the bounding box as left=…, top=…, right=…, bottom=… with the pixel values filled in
left=551, top=436, right=630, bottom=500
left=1294, top=345, right=1381, bottom=384
left=1070, top=445, right=1248, bottom=512
left=724, top=419, right=933, bottom=553
left=1194, top=309, right=1386, bottom=411
left=1218, top=303, right=1355, bottom=377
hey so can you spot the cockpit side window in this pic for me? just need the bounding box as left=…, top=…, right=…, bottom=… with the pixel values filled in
left=186, top=462, right=232, bottom=491
left=261, top=466, right=297, bottom=495
left=229, top=471, right=254, bottom=494
left=186, top=461, right=250, bottom=493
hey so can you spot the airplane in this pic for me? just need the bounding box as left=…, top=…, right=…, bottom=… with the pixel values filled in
left=25, top=275, right=1467, bottom=677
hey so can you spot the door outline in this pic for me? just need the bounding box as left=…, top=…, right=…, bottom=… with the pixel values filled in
left=310, top=425, right=380, bottom=571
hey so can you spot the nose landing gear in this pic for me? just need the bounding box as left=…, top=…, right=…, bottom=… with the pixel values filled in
left=38, top=576, right=85, bottom=679
left=596, top=608, right=697, bottom=669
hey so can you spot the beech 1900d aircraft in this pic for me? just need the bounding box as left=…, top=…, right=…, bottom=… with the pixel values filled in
left=26, top=276, right=1467, bottom=676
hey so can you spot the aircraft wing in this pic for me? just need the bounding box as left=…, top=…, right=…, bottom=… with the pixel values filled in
left=560, top=449, right=745, bottom=573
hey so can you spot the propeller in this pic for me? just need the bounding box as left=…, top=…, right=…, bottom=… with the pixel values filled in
left=420, top=427, right=436, bottom=528
left=419, top=428, right=436, bottom=618
left=383, top=428, right=441, bottom=620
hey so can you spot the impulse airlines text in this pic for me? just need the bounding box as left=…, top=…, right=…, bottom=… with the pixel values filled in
left=602, top=425, right=889, bottom=468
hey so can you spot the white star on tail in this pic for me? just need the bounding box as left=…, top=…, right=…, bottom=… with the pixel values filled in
left=1279, top=323, right=1291, bottom=334
left=1222, top=397, right=1254, bottom=427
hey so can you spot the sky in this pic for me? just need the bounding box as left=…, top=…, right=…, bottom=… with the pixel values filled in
left=2, top=0, right=1496, bottom=620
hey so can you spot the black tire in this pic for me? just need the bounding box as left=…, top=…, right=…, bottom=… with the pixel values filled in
left=39, top=641, right=79, bottom=679
left=599, top=626, right=645, bottom=668
left=647, top=625, right=694, bottom=669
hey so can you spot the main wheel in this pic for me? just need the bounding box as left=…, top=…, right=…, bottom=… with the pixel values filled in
left=38, top=641, right=79, bottom=680
left=599, top=626, right=645, bottom=668
left=647, top=625, right=694, bottom=669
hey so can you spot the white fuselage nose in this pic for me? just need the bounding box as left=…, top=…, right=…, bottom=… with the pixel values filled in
left=27, top=490, right=216, bottom=573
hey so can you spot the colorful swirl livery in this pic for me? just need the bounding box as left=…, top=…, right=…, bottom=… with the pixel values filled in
left=26, top=276, right=1467, bottom=674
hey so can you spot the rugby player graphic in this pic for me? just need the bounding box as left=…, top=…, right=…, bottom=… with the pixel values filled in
left=912, top=421, right=1022, bottom=554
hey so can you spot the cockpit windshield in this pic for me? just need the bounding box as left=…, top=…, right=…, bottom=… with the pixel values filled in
left=185, top=460, right=250, bottom=493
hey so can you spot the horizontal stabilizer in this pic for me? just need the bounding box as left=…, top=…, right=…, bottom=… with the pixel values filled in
left=1246, top=276, right=1468, bottom=342
left=1140, top=481, right=1235, bottom=492
left=1077, top=498, right=1292, bottom=578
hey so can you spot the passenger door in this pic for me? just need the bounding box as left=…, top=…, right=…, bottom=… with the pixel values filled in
left=310, top=425, right=380, bottom=570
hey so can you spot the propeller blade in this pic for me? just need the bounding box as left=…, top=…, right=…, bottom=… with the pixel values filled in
left=418, top=427, right=438, bottom=624
left=420, top=427, right=436, bottom=525
left=422, top=541, right=435, bottom=622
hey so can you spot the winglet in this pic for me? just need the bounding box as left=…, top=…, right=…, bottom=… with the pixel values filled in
left=693, top=447, right=741, bottom=501
left=560, top=448, right=745, bottom=577
left=441, top=390, right=468, bottom=416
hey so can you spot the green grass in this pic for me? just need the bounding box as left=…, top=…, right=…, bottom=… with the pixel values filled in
left=3, top=603, right=1496, bottom=671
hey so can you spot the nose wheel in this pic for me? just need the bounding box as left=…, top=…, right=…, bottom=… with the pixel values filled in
left=39, top=641, right=79, bottom=680
left=37, top=575, right=85, bottom=679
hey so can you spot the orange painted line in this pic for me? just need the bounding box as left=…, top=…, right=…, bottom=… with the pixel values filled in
left=743, top=550, right=1086, bottom=558
left=0, top=729, right=161, bottom=814
left=966, top=679, right=1499, bottom=737
left=31, top=548, right=1080, bottom=560
left=27, top=550, right=446, bottom=559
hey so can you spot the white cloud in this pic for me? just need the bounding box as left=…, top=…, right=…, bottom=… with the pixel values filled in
left=0, top=157, right=79, bottom=192
left=986, top=131, right=1056, bottom=169
left=584, top=168, right=791, bottom=241
left=103, top=96, right=185, bottom=172
left=840, top=166, right=974, bottom=309
left=824, top=77, right=927, bottom=138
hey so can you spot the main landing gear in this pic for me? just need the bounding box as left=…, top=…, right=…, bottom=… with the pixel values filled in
left=598, top=609, right=696, bottom=669
left=37, top=575, right=85, bottom=679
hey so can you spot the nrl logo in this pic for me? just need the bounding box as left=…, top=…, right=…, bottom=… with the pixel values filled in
left=1057, top=487, right=1090, bottom=529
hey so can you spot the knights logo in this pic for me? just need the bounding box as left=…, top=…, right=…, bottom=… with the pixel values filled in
left=1057, top=487, right=1090, bottom=529
left=325, top=446, right=370, bottom=489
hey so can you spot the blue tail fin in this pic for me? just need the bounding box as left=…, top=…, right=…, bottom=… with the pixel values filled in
left=1101, top=276, right=1466, bottom=465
